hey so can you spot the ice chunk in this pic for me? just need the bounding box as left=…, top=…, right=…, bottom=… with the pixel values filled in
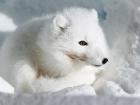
left=0, top=77, right=14, bottom=94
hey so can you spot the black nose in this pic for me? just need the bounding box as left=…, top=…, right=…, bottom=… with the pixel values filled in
left=102, top=58, right=108, bottom=64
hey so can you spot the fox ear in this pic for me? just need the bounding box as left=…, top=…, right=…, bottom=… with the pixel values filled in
left=53, top=15, right=70, bottom=31
left=90, top=9, right=98, bottom=20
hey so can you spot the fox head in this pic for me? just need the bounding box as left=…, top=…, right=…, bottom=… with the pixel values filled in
left=37, top=7, right=109, bottom=77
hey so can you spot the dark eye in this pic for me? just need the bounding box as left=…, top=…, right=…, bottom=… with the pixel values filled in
left=79, top=40, right=88, bottom=46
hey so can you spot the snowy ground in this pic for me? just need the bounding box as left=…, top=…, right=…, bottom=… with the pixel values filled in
left=0, top=0, right=140, bottom=98
left=1, top=93, right=140, bottom=105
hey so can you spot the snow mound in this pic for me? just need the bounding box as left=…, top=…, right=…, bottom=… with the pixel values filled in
left=50, top=85, right=96, bottom=96
left=0, top=13, right=17, bottom=32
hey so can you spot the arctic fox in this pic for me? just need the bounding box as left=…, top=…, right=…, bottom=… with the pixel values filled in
left=0, top=7, right=109, bottom=93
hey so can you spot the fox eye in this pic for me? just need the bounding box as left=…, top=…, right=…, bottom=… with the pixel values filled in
left=79, top=40, right=88, bottom=46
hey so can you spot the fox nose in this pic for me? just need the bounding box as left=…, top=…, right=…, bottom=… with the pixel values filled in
left=102, top=58, right=108, bottom=64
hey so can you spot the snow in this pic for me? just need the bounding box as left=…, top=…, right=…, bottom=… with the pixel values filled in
left=0, top=13, right=17, bottom=32
left=0, top=77, right=14, bottom=94
left=0, top=93, right=140, bottom=105
left=138, top=7, right=140, bottom=11
left=50, top=85, right=96, bottom=96
left=0, top=0, right=140, bottom=98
